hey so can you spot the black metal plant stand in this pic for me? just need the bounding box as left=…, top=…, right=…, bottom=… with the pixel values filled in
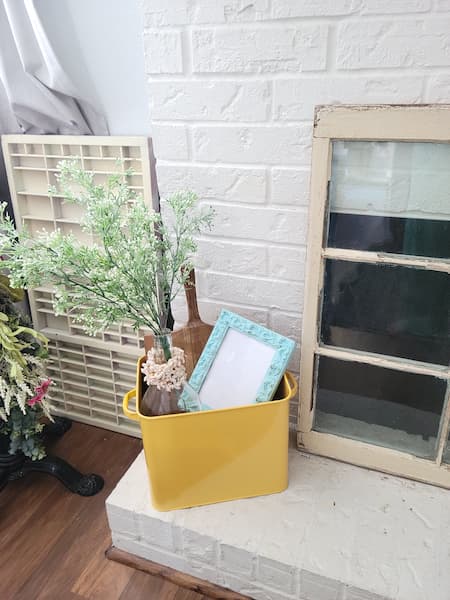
left=0, top=417, right=104, bottom=496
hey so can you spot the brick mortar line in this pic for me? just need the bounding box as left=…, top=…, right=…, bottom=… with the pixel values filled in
left=143, top=12, right=444, bottom=31
left=196, top=236, right=306, bottom=251
left=422, top=73, right=437, bottom=100
left=326, top=23, right=338, bottom=74
left=196, top=235, right=307, bottom=249
left=182, top=27, right=193, bottom=75
left=145, top=67, right=450, bottom=79
left=147, top=70, right=450, bottom=81
left=157, top=160, right=311, bottom=172
left=156, top=158, right=312, bottom=169
left=197, top=200, right=309, bottom=213
left=151, top=120, right=315, bottom=126
left=268, top=79, right=275, bottom=123
left=265, top=165, right=272, bottom=205
left=184, top=125, right=193, bottom=161
left=197, top=267, right=305, bottom=286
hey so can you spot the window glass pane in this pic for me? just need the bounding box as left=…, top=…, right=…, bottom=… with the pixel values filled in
left=328, top=213, right=450, bottom=259
left=314, top=356, right=447, bottom=459
left=328, top=141, right=450, bottom=259
left=321, top=260, right=450, bottom=366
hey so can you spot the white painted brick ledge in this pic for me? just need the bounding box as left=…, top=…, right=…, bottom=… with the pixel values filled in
left=107, top=450, right=450, bottom=600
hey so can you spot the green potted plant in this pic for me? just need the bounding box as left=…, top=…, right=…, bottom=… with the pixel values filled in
left=0, top=160, right=214, bottom=416
left=0, top=276, right=52, bottom=471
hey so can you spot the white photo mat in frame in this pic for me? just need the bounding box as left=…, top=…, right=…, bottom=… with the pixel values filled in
left=181, top=310, right=295, bottom=411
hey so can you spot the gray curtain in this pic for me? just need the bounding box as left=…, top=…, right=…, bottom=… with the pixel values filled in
left=0, top=0, right=108, bottom=208
left=0, top=0, right=108, bottom=135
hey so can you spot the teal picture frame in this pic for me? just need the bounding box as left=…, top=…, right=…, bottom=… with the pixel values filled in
left=180, top=309, right=295, bottom=412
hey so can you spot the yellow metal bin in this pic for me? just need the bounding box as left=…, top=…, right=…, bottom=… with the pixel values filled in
left=123, top=356, right=297, bottom=511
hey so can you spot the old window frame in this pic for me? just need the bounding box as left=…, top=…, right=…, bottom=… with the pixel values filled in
left=297, top=105, right=450, bottom=487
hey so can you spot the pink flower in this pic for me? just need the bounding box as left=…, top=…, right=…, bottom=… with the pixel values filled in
left=28, top=378, right=52, bottom=407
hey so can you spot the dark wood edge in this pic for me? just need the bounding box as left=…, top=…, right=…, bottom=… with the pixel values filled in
left=184, top=268, right=201, bottom=323
left=106, top=545, right=252, bottom=600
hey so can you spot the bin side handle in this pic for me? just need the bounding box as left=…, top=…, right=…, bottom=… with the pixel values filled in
left=285, top=371, right=298, bottom=399
left=123, top=388, right=139, bottom=421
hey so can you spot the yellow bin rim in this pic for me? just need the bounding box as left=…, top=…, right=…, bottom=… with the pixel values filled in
left=123, top=356, right=298, bottom=422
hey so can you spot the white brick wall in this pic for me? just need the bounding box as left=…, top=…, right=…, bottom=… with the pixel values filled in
left=142, top=0, right=450, bottom=418
left=191, top=25, right=328, bottom=73
left=337, top=18, right=450, bottom=69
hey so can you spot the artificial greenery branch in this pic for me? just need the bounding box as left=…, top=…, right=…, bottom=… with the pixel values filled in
left=0, top=160, right=214, bottom=337
left=0, top=282, right=52, bottom=460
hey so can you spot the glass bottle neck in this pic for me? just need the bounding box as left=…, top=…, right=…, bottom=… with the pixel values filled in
left=153, top=331, right=172, bottom=364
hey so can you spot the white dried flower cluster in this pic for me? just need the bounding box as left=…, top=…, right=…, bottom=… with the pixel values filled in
left=0, top=374, right=33, bottom=416
left=0, top=360, right=53, bottom=421
left=141, top=347, right=186, bottom=392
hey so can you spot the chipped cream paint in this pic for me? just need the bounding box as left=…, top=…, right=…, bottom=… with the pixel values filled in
left=107, top=448, right=450, bottom=600
left=298, top=138, right=331, bottom=433
left=436, top=385, right=450, bottom=465
left=298, top=105, right=450, bottom=488
left=314, top=104, right=450, bottom=141
left=323, top=248, right=450, bottom=275
left=316, top=346, right=449, bottom=380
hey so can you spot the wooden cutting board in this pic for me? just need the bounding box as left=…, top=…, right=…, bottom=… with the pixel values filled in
left=144, top=269, right=213, bottom=377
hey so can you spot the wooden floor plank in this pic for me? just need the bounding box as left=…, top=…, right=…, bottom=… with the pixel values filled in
left=3, top=426, right=112, bottom=599
left=0, top=422, right=217, bottom=600
left=119, top=571, right=173, bottom=600
left=72, top=543, right=135, bottom=599
left=174, top=589, right=209, bottom=600
left=20, top=428, right=140, bottom=600
left=0, top=472, right=59, bottom=549
left=0, top=421, right=91, bottom=549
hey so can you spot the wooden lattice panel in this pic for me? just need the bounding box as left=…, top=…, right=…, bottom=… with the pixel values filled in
left=2, top=135, right=154, bottom=436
